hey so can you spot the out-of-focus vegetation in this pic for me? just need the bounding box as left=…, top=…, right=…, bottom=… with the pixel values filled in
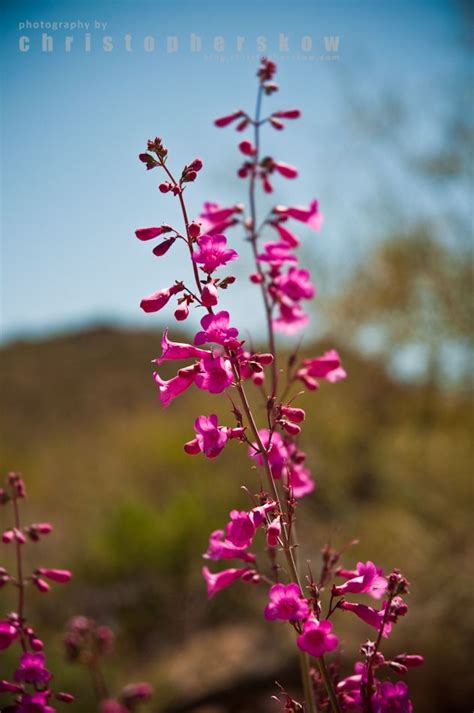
left=0, top=320, right=472, bottom=712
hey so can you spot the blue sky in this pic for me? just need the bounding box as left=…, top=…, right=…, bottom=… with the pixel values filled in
left=0, top=0, right=469, bottom=344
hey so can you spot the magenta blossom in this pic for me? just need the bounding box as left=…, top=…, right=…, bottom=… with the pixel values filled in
left=15, top=652, right=51, bottom=684
left=195, top=354, right=234, bottom=394
left=202, top=566, right=256, bottom=598
left=264, top=583, right=310, bottom=622
left=184, top=414, right=243, bottom=458
left=333, top=561, right=387, bottom=599
left=275, top=199, right=323, bottom=231
left=17, top=691, right=55, bottom=713
left=274, top=267, right=315, bottom=301
left=192, top=234, right=238, bottom=273
left=153, top=363, right=200, bottom=407
left=297, top=618, right=338, bottom=658
left=272, top=223, right=300, bottom=247
left=249, top=429, right=289, bottom=479
left=204, top=529, right=255, bottom=563
left=194, top=311, right=240, bottom=347
left=199, top=201, right=243, bottom=235
left=257, top=241, right=298, bottom=267
left=0, top=621, right=17, bottom=650
left=287, top=464, right=315, bottom=498
left=339, top=601, right=393, bottom=638
left=140, top=283, right=183, bottom=313
left=297, top=349, right=347, bottom=387
left=373, top=681, right=413, bottom=713
left=226, top=510, right=256, bottom=548
left=273, top=301, right=310, bottom=334
left=154, top=330, right=209, bottom=365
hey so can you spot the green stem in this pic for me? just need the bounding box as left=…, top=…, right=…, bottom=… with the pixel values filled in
left=317, top=656, right=342, bottom=713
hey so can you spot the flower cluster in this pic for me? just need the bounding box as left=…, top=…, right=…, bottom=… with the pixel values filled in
left=63, top=617, right=153, bottom=712
left=0, top=472, right=73, bottom=712
left=133, top=57, right=422, bottom=712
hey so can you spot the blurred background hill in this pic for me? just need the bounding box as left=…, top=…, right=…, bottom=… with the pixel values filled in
left=1, top=323, right=472, bottom=712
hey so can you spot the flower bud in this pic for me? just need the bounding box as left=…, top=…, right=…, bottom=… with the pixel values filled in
left=282, top=420, right=301, bottom=436
left=254, top=353, right=274, bottom=366
left=214, top=110, right=243, bottom=127
left=33, top=577, right=50, bottom=593
left=37, top=568, right=72, bottom=584
left=273, top=109, right=301, bottom=119
left=56, top=693, right=75, bottom=703
left=250, top=272, right=263, bottom=284
left=269, top=117, right=284, bottom=130
left=188, top=158, right=203, bottom=172
left=152, top=238, right=176, bottom=257
left=174, top=304, right=189, bottom=321
left=184, top=439, right=200, bottom=455
left=239, top=140, right=256, bottom=156
left=281, top=406, right=305, bottom=423
left=159, top=182, right=171, bottom=193
left=201, top=283, right=218, bottom=307
left=188, top=222, right=201, bottom=238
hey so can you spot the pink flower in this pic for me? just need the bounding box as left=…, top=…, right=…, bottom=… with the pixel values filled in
left=184, top=414, right=242, bottom=459
left=265, top=583, right=310, bottom=621
left=297, top=618, right=339, bottom=657
left=249, top=430, right=289, bottom=479
left=272, top=223, right=300, bottom=247
left=274, top=267, right=315, bottom=301
left=36, top=568, right=72, bottom=584
left=373, top=681, right=413, bottom=713
left=135, top=226, right=171, bottom=241
left=17, top=691, right=55, bottom=713
left=287, top=464, right=315, bottom=498
left=273, top=161, right=298, bottom=179
left=192, top=234, right=238, bottom=273
left=273, top=302, right=310, bottom=334
left=333, top=561, right=387, bottom=599
left=0, top=621, right=17, bottom=650
left=298, top=350, right=347, bottom=385
left=204, top=530, right=255, bottom=563
left=140, top=283, right=183, bottom=313
left=202, top=566, right=256, bottom=598
left=194, top=311, right=239, bottom=347
left=154, top=330, right=209, bottom=366
left=226, top=510, right=256, bottom=547
left=153, top=363, right=200, bottom=407
left=275, top=199, right=323, bottom=231
left=339, top=601, right=392, bottom=638
left=15, top=652, right=51, bottom=684
left=199, top=202, right=243, bottom=235
left=257, top=241, right=298, bottom=267
left=195, top=354, right=234, bottom=394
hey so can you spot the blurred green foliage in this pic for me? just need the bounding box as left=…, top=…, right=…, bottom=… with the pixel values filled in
left=0, top=324, right=472, bottom=712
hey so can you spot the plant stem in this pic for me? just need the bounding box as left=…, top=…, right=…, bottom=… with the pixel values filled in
left=247, top=85, right=278, bottom=397
left=300, top=649, right=318, bottom=713
left=12, top=494, right=27, bottom=651
left=317, top=656, right=341, bottom=713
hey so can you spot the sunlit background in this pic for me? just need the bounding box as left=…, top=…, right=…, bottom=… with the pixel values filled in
left=1, top=0, right=473, bottom=711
